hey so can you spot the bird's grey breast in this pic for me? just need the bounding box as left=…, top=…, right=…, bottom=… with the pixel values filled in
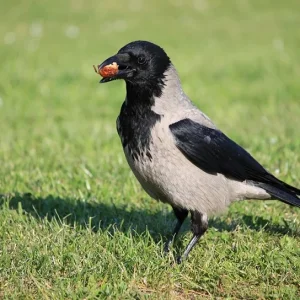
left=116, top=99, right=165, bottom=199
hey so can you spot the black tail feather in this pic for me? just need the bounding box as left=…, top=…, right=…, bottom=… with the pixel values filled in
left=281, top=181, right=300, bottom=195
left=256, top=182, right=300, bottom=207
left=264, top=173, right=300, bottom=195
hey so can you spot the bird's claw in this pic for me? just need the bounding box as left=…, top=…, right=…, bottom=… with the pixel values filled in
left=176, top=256, right=183, bottom=264
left=163, top=241, right=171, bottom=254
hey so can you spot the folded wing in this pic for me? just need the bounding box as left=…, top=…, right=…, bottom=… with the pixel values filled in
left=170, top=118, right=300, bottom=207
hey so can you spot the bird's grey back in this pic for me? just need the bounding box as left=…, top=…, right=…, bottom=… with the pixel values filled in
left=151, top=65, right=216, bottom=129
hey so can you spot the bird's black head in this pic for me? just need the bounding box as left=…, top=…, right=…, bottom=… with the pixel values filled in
left=96, top=41, right=171, bottom=95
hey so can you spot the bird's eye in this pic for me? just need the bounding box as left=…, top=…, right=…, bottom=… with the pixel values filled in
left=137, top=56, right=146, bottom=65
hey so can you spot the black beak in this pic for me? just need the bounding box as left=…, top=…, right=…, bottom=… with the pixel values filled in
left=97, top=53, right=135, bottom=83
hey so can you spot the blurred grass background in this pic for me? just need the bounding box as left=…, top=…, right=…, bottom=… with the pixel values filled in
left=0, top=0, right=300, bottom=298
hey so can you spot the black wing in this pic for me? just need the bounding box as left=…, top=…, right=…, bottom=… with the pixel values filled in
left=169, top=118, right=300, bottom=206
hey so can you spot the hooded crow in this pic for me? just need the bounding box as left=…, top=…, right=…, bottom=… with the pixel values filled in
left=96, top=41, right=300, bottom=263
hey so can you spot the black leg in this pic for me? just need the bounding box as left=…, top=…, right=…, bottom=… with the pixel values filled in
left=177, top=211, right=208, bottom=264
left=164, top=206, right=188, bottom=253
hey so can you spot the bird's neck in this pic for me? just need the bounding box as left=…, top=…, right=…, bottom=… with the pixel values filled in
left=125, top=64, right=183, bottom=111
left=125, top=80, right=163, bottom=109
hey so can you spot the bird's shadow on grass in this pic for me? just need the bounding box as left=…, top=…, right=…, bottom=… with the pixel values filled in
left=0, top=193, right=298, bottom=244
left=0, top=193, right=176, bottom=242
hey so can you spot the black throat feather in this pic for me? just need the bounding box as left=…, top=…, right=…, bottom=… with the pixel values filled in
left=117, top=77, right=165, bottom=161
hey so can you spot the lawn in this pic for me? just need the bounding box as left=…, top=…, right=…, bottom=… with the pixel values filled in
left=0, top=0, right=300, bottom=298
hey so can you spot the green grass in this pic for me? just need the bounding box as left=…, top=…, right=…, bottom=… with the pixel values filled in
left=1, top=0, right=300, bottom=298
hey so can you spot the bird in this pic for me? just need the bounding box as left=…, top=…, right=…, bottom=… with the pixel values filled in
left=95, top=40, right=300, bottom=263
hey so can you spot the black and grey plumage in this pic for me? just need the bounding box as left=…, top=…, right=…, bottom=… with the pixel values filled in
left=97, top=41, right=300, bottom=262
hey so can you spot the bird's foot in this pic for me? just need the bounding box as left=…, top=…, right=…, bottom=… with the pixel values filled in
left=163, top=240, right=172, bottom=255
left=176, top=256, right=183, bottom=264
